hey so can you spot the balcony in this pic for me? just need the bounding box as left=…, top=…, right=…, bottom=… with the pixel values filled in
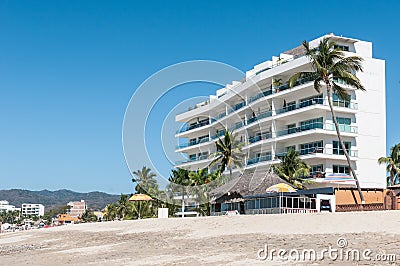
left=247, top=111, right=273, bottom=125
left=176, top=154, right=210, bottom=165
left=275, top=147, right=358, bottom=158
left=247, top=154, right=273, bottom=165
left=248, top=133, right=272, bottom=144
left=176, top=137, right=210, bottom=149
left=276, top=122, right=358, bottom=138
left=177, top=119, right=210, bottom=134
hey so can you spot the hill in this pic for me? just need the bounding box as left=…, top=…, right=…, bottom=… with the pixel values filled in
left=0, top=189, right=120, bottom=211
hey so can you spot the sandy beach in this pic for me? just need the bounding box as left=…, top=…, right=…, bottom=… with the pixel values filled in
left=1, top=211, right=399, bottom=265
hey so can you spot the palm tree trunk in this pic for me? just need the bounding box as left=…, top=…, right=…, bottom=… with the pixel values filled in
left=327, top=85, right=365, bottom=204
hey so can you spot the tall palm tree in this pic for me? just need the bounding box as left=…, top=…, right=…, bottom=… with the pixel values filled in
left=289, top=38, right=366, bottom=203
left=273, top=149, right=310, bottom=189
left=169, top=168, right=191, bottom=217
left=378, top=144, right=400, bottom=186
left=132, top=166, right=158, bottom=195
left=209, top=129, right=244, bottom=178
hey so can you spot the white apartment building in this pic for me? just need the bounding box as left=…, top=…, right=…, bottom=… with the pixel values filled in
left=0, top=200, right=20, bottom=212
left=175, top=33, right=386, bottom=189
left=21, top=203, right=45, bottom=217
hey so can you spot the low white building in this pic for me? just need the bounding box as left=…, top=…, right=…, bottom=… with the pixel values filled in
left=0, top=200, right=20, bottom=212
left=21, top=203, right=45, bottom=217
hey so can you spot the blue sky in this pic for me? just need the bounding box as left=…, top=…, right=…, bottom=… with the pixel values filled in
left=1, top=1, right=399, bottom=194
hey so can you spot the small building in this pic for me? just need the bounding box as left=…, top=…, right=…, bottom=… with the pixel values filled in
left=57, top=213, right=79, bottom=225
left=21, top=203, right=44, bottom=217
left=67, top=200, right=87, bottom=218
left=210, top=170, right=335, bottom=215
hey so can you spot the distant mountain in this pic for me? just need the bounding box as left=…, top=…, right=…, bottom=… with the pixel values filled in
left=0, top=189, right=120, bottom=211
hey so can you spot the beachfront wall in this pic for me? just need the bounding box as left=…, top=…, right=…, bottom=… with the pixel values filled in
left=335, top=188, right=386, bottom=211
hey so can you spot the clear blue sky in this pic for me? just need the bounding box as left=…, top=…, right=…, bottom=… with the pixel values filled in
left=1, top=1, right=399, bottom=194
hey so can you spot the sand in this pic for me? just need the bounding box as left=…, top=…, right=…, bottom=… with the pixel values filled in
left=1, top=211, right=400, bottom=265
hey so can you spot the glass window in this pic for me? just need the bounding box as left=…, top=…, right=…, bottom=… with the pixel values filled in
left=300, top=117, right=323, bottom=131
left=311, top=164, right=324, bottom=175
left=300, top=141, right=323, bottom=155
left=333, top=141, right=351, bottom=155
left=287, top=124, right=297, bottom=134
left=333, top=165, right=350, bottom=174
left=286, top=146, right=296, bottom=152
left=332, top=93, right=350, bottom=108
left=336, top=117, right=352, bottom=132
left=300, top=94, right=323, bottom=108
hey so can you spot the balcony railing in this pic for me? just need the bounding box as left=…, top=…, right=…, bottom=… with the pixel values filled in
left=247, top=154, right=272, bottom=165
left=276, top=147, right=358, bottom=158
left=176, top=137, right=210, bottom=149
left=276, top=122, right=358, bottom=138
left=211, top=130, right=226, bottom=139
left=248, top=133, right=272, bottom=144
left=176, top=154, right=210, bottom=165
left=177, top=120, right=210, bottom=134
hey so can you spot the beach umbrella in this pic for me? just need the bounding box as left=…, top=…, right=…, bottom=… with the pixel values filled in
left=129, top=194, right=152, bottom=219
left=266, top=183, right=296, bottom=193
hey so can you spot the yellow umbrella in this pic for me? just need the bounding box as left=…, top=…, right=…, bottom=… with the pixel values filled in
left=266, top=183, right=296, bottom=193
left=129, top=194, right=152, bottom=219
left=129, top=194, right=152, bottom=201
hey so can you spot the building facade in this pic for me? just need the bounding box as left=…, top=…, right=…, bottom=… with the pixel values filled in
left=175, top=34, right=386, bottom=188
left=0, top=200, right=20, bottom=212
left=21, top=203, right=45, bottom=217
left=67, top=200, right=87, bottom=218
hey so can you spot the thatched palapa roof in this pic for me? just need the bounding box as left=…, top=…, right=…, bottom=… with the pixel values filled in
left=209, top=170, right=290, bottom=203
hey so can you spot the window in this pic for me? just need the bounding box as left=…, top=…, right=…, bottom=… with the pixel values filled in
left=332, top=93, right=350, bottom=108
left=333, top=141, right=351, bottom=155
left=300, top=117, right=323, bottom=131
left=189, top=154, right=197, bottom=161
left=286, top=101, right=296, bottom=111
left=286, top=146, right=296, bottom=152
left=334, top=44, right=349, bottom=51
left=311, top=164, right=324, bottom=175
left=336, top=117, right=352, bottom=132
left=333, top=165, right=350, bottom=174
left=287, top=123, right=297, bottom=134
left=300, top=141, right=323, bottom=155
left=300, top=94, right=323, bottom=108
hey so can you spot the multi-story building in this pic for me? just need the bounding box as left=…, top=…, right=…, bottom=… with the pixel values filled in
left=175, top=33, right=386, bottom=189
left=21, top=203, right=45, bottom=217
left=0, top=200, right=20, bottom=212
left=67, top=200, right=87, bottom=218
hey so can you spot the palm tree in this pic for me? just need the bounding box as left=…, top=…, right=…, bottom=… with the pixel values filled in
left=132, top=166, right=158, bottom=195
left=209, top=129, right=244, bottom=178
left=378, top=144, right=400, bottom=186
left=169, top=168, right=191, bottom=217
left=289, top=38, right=366, bottom=203
left=273, top=149, right=310, bottom=189
left=116, top=194, right=131, bottom=220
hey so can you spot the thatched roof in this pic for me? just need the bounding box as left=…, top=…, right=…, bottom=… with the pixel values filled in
left=209, top=170, right=290, bottom=202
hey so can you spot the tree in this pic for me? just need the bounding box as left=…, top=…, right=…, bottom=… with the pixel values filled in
left=116, top=194, right=132, bottom=220
left=132, top=166, right=158, bottom=195
left=378, top=144, right=400, bottom=186
left=169, top=168, right=191, bottom=217
left=209, top=129, right=244, bottom=178
left=289, top=38, right=366, bottom=203
left=80, top=210, right=97, bottom=223
left=273, top=149, right=310, bottom=189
